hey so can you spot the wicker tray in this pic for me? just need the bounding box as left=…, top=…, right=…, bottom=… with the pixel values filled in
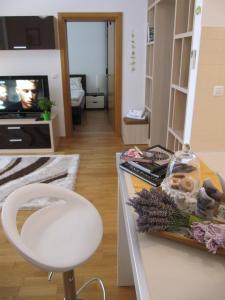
left=155, top=230, right=225, bottom=257
left=129, top=160, right=225, bottom=256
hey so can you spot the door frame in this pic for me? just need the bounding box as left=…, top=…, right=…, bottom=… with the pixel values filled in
left=58, top=12, right=122, bottom=138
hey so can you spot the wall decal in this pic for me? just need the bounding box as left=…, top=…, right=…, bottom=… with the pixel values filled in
left=130, top=31, right=136, bottom=71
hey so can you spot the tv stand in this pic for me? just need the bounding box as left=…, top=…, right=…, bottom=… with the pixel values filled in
left=0, top=113, right=42, bottom=119
left=0, top=112, right=59, bottom=153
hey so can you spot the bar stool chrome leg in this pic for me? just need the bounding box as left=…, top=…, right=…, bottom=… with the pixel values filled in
left=48, top=271, right=54, bottom=281
left=63, top=270, right=77, bottom=300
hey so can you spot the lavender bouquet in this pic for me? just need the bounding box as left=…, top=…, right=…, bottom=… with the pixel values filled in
left=127, top=188, right=190, bottom=233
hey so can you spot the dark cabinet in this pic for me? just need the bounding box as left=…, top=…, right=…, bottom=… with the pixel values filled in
left=0, top=124, right=51, bottom=149
left=0, top=16, right=56, bottom=50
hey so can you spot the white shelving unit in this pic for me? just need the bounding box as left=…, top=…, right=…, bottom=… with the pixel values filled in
left=144, top=0, right=203, bottom=151
left=145, top=0, right=175, bottom=146
left=166, top=0, right=203, bottom=152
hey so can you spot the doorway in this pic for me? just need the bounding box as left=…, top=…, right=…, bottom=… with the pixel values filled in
left=66, top=21, right=112, bottom=132
left=58, top=13, right=122, bottom=138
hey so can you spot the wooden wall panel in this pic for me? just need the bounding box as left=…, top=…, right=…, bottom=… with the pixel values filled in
left=191, top=27, right=225, bottom=151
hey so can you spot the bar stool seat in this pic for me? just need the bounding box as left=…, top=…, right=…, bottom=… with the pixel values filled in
left=1, top=183, right=104, bottom=299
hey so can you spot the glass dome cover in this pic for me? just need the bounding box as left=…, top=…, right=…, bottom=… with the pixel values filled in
left=161, top=144, right=200, bottom=200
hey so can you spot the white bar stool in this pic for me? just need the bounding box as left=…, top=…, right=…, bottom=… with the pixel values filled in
left=1, top=183, right=105, bottom=300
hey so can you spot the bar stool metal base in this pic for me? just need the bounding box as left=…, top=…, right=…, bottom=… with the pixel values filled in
left=62, top=270, right=106, bottom=300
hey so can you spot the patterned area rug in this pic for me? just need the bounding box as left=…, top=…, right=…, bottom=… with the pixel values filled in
left=0, top=154, right=79, bottom=209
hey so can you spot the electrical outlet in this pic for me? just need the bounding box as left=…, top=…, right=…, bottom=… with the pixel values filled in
left=213, top=86, right=224, bottom=97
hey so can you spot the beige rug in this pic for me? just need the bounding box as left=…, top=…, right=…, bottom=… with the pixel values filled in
left=0, top=154, right=79, bottom=209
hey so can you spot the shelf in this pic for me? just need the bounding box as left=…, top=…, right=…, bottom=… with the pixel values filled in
left=187, top=0, right=195, bottom=32
left=145, top=105, right=152, bottom=113
left=174, top=136, right=183, bottom=151
left=170, top=89, right=186, bottom=140
left=147, top=7, right=155, bottom=27
left=148, top=0, right=160, bottom=10
left=147, top=110, right=151, bottom=142
left=172, top=39, right=182, bottom=86
left=148, top=0, right=155, bottom=7
left=171, top=84, right=188, bottom=94
left=146, top=47, right=150, bottom=75
left=174, top=32, right=192, bottom=39
left=145, top=3, right=155, bottom=125
left=172, top=36, right=192, bottom=89
left=146, top=75, right=153, bottom=81
left=147, top=8, right=155, bottom=44
left=145, top=0, right=198, bottom=151
left=168, top=88, right=186, bottom=147
left=145, top=77, right=152, bottom=109
left=167, top=0, right=196, bottom=152
left=149, top=44, right=154, bottom=77
left=180, top=37, right=192, bottom=88
left=175, top=0, right=190, bottom=35
left=167, top=131, right=175, bottom=151
left=146, top=44, right=154, bottom=77
left=147, top=0, right=175, bottom=147
left=168, top=127, right=183, bottom=143
left=168, top=88, right=175, bottom=128
left=147, top=41, right=155, bottom=45
left=167, top=131, right=183, bottom=152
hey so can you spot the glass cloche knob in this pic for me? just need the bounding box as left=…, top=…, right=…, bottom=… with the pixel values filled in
left=161, top=144, right=200, bottom=209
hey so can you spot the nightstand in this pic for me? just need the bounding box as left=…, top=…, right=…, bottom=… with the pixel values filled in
left=86, top=92, right=105, bottom=109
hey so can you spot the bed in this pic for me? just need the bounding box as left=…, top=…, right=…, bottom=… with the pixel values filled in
left=69, top=74, right=86, bottom=125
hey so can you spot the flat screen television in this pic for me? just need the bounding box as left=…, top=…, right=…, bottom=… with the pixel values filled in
left=0, top=75, right=49, bottom=118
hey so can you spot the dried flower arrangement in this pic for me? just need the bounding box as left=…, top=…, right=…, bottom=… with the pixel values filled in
left=127, top=185, right=225, bottom=254
left=190, top=223, right=225, bottom=254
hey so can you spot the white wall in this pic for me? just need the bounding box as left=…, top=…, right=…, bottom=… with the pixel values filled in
left=0, top=0, right=147, bottom=136
left=67, top=22, right=107, bottom=94
left=202, top=0, right=225, bottom=27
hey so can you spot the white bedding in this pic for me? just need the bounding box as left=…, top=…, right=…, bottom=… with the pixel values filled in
left=70, top=89, right=85, bottom=107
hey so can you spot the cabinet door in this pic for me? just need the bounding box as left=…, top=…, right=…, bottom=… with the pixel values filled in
left=22, top=125, right=51, bottom=148
left=0, top=124, right=51, bottom=149
left=86, top=96, right=104, bottom=109
left=0, top=16, right=56, bottom=50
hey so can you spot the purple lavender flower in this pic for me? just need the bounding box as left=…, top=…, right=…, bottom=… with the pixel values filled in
left=190, top=223, right=206, bottom=243
left=190, top=223, right=225, bottom=253
left=127, top=188, right=189, bottom=233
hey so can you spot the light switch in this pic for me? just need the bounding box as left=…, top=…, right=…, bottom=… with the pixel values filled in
left=213, top=86, right=224, bottom=97
left=52, top=74, right=58, bottom=80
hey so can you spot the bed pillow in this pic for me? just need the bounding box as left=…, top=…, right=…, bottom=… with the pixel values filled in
left=70, top=77, right=82, bottom=90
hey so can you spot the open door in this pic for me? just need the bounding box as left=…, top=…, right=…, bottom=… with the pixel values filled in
left=107, top=21, right=115, bottom=129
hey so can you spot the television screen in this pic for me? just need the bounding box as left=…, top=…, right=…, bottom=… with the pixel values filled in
left=0, top=75, right=49, bottom=116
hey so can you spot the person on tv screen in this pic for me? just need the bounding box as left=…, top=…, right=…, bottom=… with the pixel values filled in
left=0, top=84, right=8, bottom=109
left=7, top=79, right=39, bottom=111
left=0, top=84, right=7, bottom=101
left=16, top=80, right=39, bottom=109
